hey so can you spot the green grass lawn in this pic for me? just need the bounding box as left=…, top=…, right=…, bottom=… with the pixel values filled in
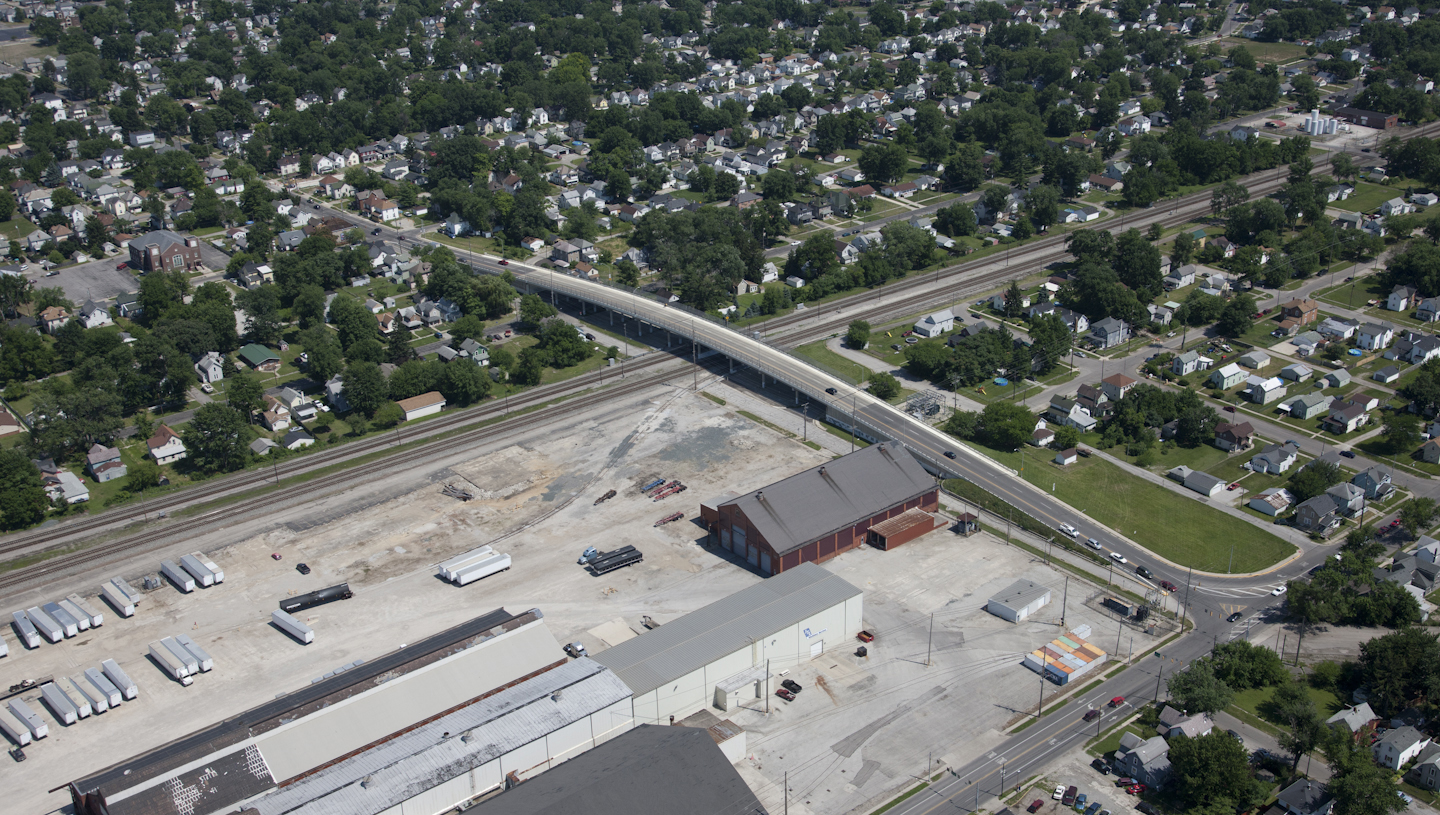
left=1331, top=181, right=1400, bottom=214
left=964, top=447, right=1296, bottom=572
left=1314, top=275, right=1385, bottom=311
left=0, top=216, right=37, bottom=242
left=794, top=340, right=871, bottom=385
left=1231, top=684, right=1343, bottom=728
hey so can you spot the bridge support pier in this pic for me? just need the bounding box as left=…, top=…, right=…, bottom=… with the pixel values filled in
left=794, top=389, right=799, bottom=405
left=729, top=358, right=734, bottom=374
left=760, top=373, right=766, bottom=388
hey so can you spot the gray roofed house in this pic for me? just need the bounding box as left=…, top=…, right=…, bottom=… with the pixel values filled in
left=1238, top=350, right=1271, bottom=369
left=1114, top=731, right=1171, bottom=787
left=1326, top=702, right=1376, bottom=732
left=470, top=725, right=767, bottom=815
left=592, top=563, right=861, bottom=698
left=1276, top=779, right=1334, bottom=815
left=1089, top=317, right=1130, bottom=349
left=1156, top=705, right=1214, bottom=739
left=249, top=438, right=278, bottom=456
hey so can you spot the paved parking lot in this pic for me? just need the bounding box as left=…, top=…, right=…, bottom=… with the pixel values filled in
left=27, top=256, right=138, bottom=304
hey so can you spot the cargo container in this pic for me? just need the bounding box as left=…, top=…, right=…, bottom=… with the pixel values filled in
left=84, top=668, right=122, bottom=707
left=175, top=635, right=214, bottom=672
left=57, top=599, right=91, bottom=631
left=109, top=578, right=141, bottom=606
left=11, top=611, right=40, bottom=649
left=24, top=607, right=63, bottom=644
left=438, top=546, right=495, bottom=580
left=179, top=554, right=216, bottom=587
left=453, top=552, right=512, bottom=586
left=161, top=637, right=200, bottom=674
left=161, top=560, right=195, bottom=593
left=99, top=583, right=135, bottom=618
left=101, top=660, right=137, bottom=700
left=65, top=594, right=103, bottom=627
left=7, top=699, right=47, bottom=739
left=194, top=553, right=224, bottom=583
left=148, top=641, right=191, bottom=681
left=0, top=705, right=31, bottom=746
left=67, top=674, right=106, bottom=714
left=271, top=610, right=314, bottom=644
left=278, top=583, right=352, bottom=614
left=588, top=546, right=643, bottom=575
left=39, top=683, right=79, bottom=724
left=55, top=679, right=92, bottom=719
left=42, top=602, right=79, bottom=638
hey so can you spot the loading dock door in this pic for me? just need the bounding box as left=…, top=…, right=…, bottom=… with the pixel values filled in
left=810, top=640, right=824, bottom=658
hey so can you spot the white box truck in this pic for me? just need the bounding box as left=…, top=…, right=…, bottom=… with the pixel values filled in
left=100, top=583, right=135, bottom=618
left=67, top=674, right=106, bottom=714
left=175, top=634, right=214, bottom=672
left=438, top=546, right=495, bottom=581
left=160, top=637, right=200, bottom=675
left=24, top=607, right=63, bottom=644
left=179, top=554, right=215, bottom=588
left=161, top=561, right=195, bottom=593
left=39, top=683, right=79, bottom=725
left=271, top=610, right=314, bottom=644
left=66, top=594, right=103, bottom=627
left=84, top=668, right=123, bottom=707
left=195, top=553, right=224, bottom=584
left=42, top=602, right=79, bottom=637
left=453, top=552, right=512, bottom=586
left=57, top=599, right=91, bottom=631
left=7, top=699, right=47, bottom=739
left=0, top=705, right=31, bottom=745
left=11, top=611, right=40, bottom=649
left=101, top=659, right=138, bottom=700
left=149, top=640, right=193, bottom=682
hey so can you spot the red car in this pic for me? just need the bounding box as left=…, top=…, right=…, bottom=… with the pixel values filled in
left=1391, top=519, right=1402, bottom=528
left=1159, top=580, right=1177, bottom=592
left=1029, top=801, right=1045, bottom=813
left=1128, top=784, right=1146, bottom=795
left=1109, top=696, right=1126, bottom=707
left=1227, top=482, right=1240, bottom=491
left=857, top=630, right=875, bottom=643
left=499, top=259, right=509, bottom=265
left=116, top=262, right=127, bottom=270
left=776, top=688, right=795, bottom=702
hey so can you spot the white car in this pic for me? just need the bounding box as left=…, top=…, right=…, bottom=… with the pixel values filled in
left=1109, top=552, right=1128, bottom=564
left=1086, top=538, right=1102, bottom=551
left=1271, top=585, right=1287, bottom=596
left=1059, top=523, right=1079, bottom=538
left=1053, top=786, right=1066, bottom=801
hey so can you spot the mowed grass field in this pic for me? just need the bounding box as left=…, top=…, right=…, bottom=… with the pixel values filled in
left=967, top=449, right=1296, bottom=572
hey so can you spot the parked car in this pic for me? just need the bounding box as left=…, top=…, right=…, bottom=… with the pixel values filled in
left=1054, top=786, right=1066, bottom=801
left=1092, top=758, right=1110, bottom=773
left=10, top=746, right=24, bottom=762
left=781, top=679, right=802, bottom=694
left=1029, top=801, right=1045, bottom=813
left=1127, top=784, right=1146, bottom=795
left=1227, top=729, right=1243, bottom=744
left=1085, top=802, right=1103, bottom=815
left=1063, top=787, right=1078, bottom=806
left=1115, top=778, right=1137, bottom=788
left=296, top=563, right=311, bottom=575
left=115, top=262, right=127, bottom=270
left=200, top=383, right=215, bottom=394
left=1138, top=804, right=1161, bottom=815
left=1340, top=450, right=1356, bottom=458
left=1074, top=793, right=1088, bottom=811
left=776, top=687, right=795, bottom=702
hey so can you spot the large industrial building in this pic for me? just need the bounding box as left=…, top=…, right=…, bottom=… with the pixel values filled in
left=68, top=608, right=636, bottom=815
left=1022, top=624, right=1107, bottom=685
left=472, top=724, right=767, bottom=815
left=593, top=563, right=863, bottom=726
left=700, top=442, right=938, bottom=574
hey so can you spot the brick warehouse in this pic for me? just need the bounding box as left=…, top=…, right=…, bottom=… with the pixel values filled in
left=700, top=443, right=939, bottom=574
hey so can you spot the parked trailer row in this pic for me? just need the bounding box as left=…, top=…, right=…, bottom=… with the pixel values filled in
left=41, top=603, right=79, bottom=637
left=161, top=560, right=195, bottom=593
left=10, top=612, right=39, bottom=649
left=194, top=553, right=224, bottom=583
left=175, top=635, right=214, bottom=672
left=180, top=555, right=216, bottom=587
left=453, top=552, right=512, bottom=586
left=0, top=705, right=31, bottom=745
left=24, top=608, right=62, bottom=644
left=149, top=640, right=194, bottom=684
left=102, top=660, right=138, bottom=700
left=40, top=682, right=82, bottom=724
left=272, top=610, right=314, bottom=644
left=278, top=583, right=352, bottom=614
left=438, top=546, right=495, bottom=581
left=57, top=599, right=90, bottom=631
left=68, top=674, right=106, bottom=713
left=65, top=594, right=104, bottom=627
left=85, top=668, right=123, bottom=707
left=6, top=699, right=46, bottom=739
left=100, top=583, right=135, bottom=618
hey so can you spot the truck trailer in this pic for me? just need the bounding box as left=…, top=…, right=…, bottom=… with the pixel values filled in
left=56, top=679, right=93, bottom=718
left=109, top=578, right=141, bottom=606
left=438, top=546, right=495, bottom=581
left=65, top=594, right=103, bottom=627
left=41, top=603, right=79, bottom=638
left=57, top=599, right=91, bottom=631
left=100, top=660, right=137, bottom=700
left=4, top=699, right=44, bottom=739
left=84, top=668, right=123, bottom=707
left=67, top=674, right=106, bottom=714
left=175, top=635, right=214, bottom=672
left=278, top=583, right=352, bottom=614
left=160, top=637, right=200, bottom=675
left=148, top=641, right=193, bottom=683
left=194, top=553, right=224, bottom=583
left=39, top=683, right=79, bottom=724
left=161, top=560, right=195, bottom=593
left=0, top=705, right=31, bottom=746
left=271, top=610, right=314, bottom=644
left=179, top=554, right=216, bottom=587
left=99, top=583, right=135, bottom=618
left=0, top=637, right=6, bottom=658
left=452, top=552, right=512, bottom=586
left=587, top=546, right=644, bottom=575
left=24, top=607, right=63, bottom=644
left=11, top=611, right=40, bottom=649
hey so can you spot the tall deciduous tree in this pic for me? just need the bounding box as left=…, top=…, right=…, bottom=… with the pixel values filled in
left=182, top=403, right=249, bottom=474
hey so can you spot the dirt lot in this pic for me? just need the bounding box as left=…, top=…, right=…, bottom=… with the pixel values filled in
left=0, top=380, right=1161, bottom=815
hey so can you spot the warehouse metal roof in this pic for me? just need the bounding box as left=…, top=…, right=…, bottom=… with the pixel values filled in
left=720, top=442, right=934, bottom=555
left=592, top=563, right=861, bottom=697
left=988, top=579, right=1052, bottom=613
left=249, top=658, right=633, bottom=815
left=470, top=725, right=767, bottom=815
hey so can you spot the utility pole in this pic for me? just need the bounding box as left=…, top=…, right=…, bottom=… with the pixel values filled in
left=1037, top=661, right=1045, bottom=717
left=1061, top=576, right=1069, bottom=629
left=927, top=613, right=934, bottom=667
left=1179, top=565, right=1193, bottom=628
left=766, top=658, right=771, bottom=714
left=1154, top=661, right=1165, bottom=703
left=784, top=772, right=788, bottom=815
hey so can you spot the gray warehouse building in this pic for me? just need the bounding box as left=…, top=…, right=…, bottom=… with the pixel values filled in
left=986, top=579, right=1052, bottom=623
left=594, top=563, right=863, bottom=726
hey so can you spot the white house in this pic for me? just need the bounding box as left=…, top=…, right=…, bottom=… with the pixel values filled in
left=1374, top=726, right=1430, bottom=770
left=912, top=309, right=955, bottom=338
left=146, top=425, right=187, bottom=465
left=1358, top=322, right=1396, bottom=351
left=193, top=351, right=225, bottom=383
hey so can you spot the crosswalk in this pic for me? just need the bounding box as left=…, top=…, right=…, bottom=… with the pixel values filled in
left=1195, top=583, right=1285, bottom=598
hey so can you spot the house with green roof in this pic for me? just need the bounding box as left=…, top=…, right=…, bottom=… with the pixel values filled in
left=238, top=343, right=281, bottom=372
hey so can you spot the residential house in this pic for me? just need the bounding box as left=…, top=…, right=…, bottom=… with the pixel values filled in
left=282, top=429, right=316, bottom=451
left=1319, top=317, right=1359, bottom=339
left=1276, top=780, right=1334, bottom=815
left=1249, top=487, right=1295, bottom=517
left=1387, top=331, right=1440, bottom=365
left=1283, top=393, right=1331, bottom=420
left=1114, top=732, right=1171, bottom=788
left=1424, top=439, right=1440, bottom=464
left=1323, top=401, right=1370, bottom=434
left=1374, top=726, right=1430, bottom=770
left=1164, top=264, right=1196, bottom=291
left=1281, top=298, right=1320, bottom=326
left=1358, top=322, right=1396, bottom=350
left=1245, top=376, right=1287, bottom=405
left=1238, top=350, right=1271, bottom=369
left=1214, top=421, right=1255, bottom=452
left=238, top=343, right=281, bottom=372
left=1323, top=369, right=1352, bottom=389
left=85, top=443, right=126, bottom=483
left=1046, top=396, right=1097, bottom=433
left=146, top=425, right=187, bottom=465
left=1352, top=467, right=1393, bottom=499
left=1100, top=373, right=1138, bottom=402
left=1210, top=363, right=1247, bottom=390
left=1089, top=317, right=1129, bottom=349
left=1156, top=706, right=1214, bottom=740
left=1295, top=493, right=1344, bottom=532
left=1389, top=285, right=1420, bottom=313
left=39, top=306, right=71, bottom=334
left=912, top=309, right=955, bottom=338
left=78, top=300, right=112, bottom=329
left=1251, top=442, right=1300, bottom=474
left=1326, top=702, right=1377, bottom=734
left=1281, top=363, right=1314, bottom=383
left=1382, top=198, right=1415, bottom=218
left=193, top=351, right=225, bottom=383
